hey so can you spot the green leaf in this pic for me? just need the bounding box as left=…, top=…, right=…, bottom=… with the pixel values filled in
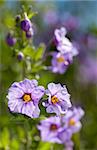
left=23, top=46, right=35, bottom=59
left=10, top=138, right=19, bottom=150
left=28, top=11, right=38, bottom=19
left=37, top=142, right=51, bottom=150
left=1, top=128, right=10, bottom=148
left=34, top=43, right=45, bottom=61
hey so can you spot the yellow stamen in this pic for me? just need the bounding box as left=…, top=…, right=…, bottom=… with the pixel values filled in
left=23, top=94, right=31, bottom=103
left=69, top=118, right=76, bottom=126
left=57, top=56, right=69, bottom=65
left=57, top=56, right=65, bottom=63
left=51, top=96, right=59, bottom=104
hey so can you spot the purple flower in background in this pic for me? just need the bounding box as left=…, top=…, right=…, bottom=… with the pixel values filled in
left=6, top=33, right=16, bottom=46
left=64, top=15, right=79, bottom=31
left=43, top=10, right=58, bottom=25
left=54, top=27, right=78, bottom=54
left=50, top=52, right=73, bottom=74
left=7, top=79, right=45, bottom=118
left=78, top=57, right=97, bottom=84
left=38, top=116, right=63, bottom=143
left=62, top=107, right=84, bottom=134
left=43, top=83, right=71, bottom=115
left=58, top=128, right=73, bottom=150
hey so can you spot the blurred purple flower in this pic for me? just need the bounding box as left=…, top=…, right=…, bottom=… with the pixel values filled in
left=38, top=116, right=63, bottom=143
left=78, top=57, right=97, bottom=84
left=87, top=35, right=97, bottom=50
left=54, top=27, right=78, bottom=55
left=58, top=128, right=73, bottom=150
left=64, top=16, right=79, bottom=31
left=7, top=79, right=45, bottom=118
left=50, top=52, right=73, bottom=74
left=6, top=33, right=16, bottom=46
left=62, top=107, right=84, bottom=133
left=43, top=83, right=71, bottom=115
left=43, top=10, right=58, bottom=25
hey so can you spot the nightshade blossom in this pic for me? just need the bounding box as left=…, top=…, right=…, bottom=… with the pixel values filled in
left=54, top=27, right=78, bottom=55
left=58, top=128, right=73, bottom=150
left=7, top=79, right=45, bottom=118
left=50, top=52, right=73, bottom=74
left=38, top=116, right=63, bottom=143
left=62, top=107, right=84, bottom=133
left=42, top=83, right=71, bottom=115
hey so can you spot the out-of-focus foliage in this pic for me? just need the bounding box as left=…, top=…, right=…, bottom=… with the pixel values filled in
left=0, top=1, right=97, bottom=150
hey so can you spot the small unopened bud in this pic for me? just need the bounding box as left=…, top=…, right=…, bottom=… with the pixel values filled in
left=20, top=12, right=32, bottom=32
left=26, top=28, right=34, bottom=38
left=6, top=33, right=16, bottom=46
left=15, top=15, right=21, bottom=23
left=17, top=52, right=24, bottom=61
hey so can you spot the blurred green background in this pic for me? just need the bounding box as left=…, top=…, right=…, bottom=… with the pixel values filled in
left=0, top=0, right=97, bottom=150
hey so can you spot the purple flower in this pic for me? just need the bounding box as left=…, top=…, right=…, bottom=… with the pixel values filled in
left=54, top=27, right=78, bottom=55
left=38, top=116, right=63, bottom=143
left=21, top=13, right=32, bottom=32
left=6, top=33, right=16, bottom=46
left=43, top=83, right=71, bottom=115
left=58, top=128, right=73, bottom=150
left=7, top=79, right=45, bottom=118
left=50, top=52, right=73, bottom=74
left=62, top=107, right=84, bottom=133
left=58, top=127, right=73, bottom=144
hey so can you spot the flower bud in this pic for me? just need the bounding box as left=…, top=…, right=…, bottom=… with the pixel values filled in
left=15, top=15, right=21, bottom=23
left=26, top=28, right=34, bottom=38
left=17, top=52, right=24, bottom=61
left=21, top=19, right=31, bottom=32
left=20, top=12, right=32, bottom=32
left=6, top=33, right=16, bottom=46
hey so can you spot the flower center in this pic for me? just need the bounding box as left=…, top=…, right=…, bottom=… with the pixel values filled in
left=51, top=96, right=59, bottom=104
left=23, top=93, right=31, bottom=103
left=57, top=56, right=69, bottom=65
left=69, top=118, right=76, bottom=126
left=50, top=124, right=58, bottom=131
left=57, top=56, right=65, bottom=63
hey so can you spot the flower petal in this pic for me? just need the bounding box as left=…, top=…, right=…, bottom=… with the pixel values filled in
left=31, top=86, right=45, bottom=104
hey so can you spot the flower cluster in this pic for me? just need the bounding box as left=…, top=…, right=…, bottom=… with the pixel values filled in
left=38, top=107, right=84, bottom=150
left=6, top=9, right=84, bottom=150
left=7, top=79, right=71, bottom=118
left=7, top=78, right=84, bottom=149
left=50, top=27, right=78, bottom=74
